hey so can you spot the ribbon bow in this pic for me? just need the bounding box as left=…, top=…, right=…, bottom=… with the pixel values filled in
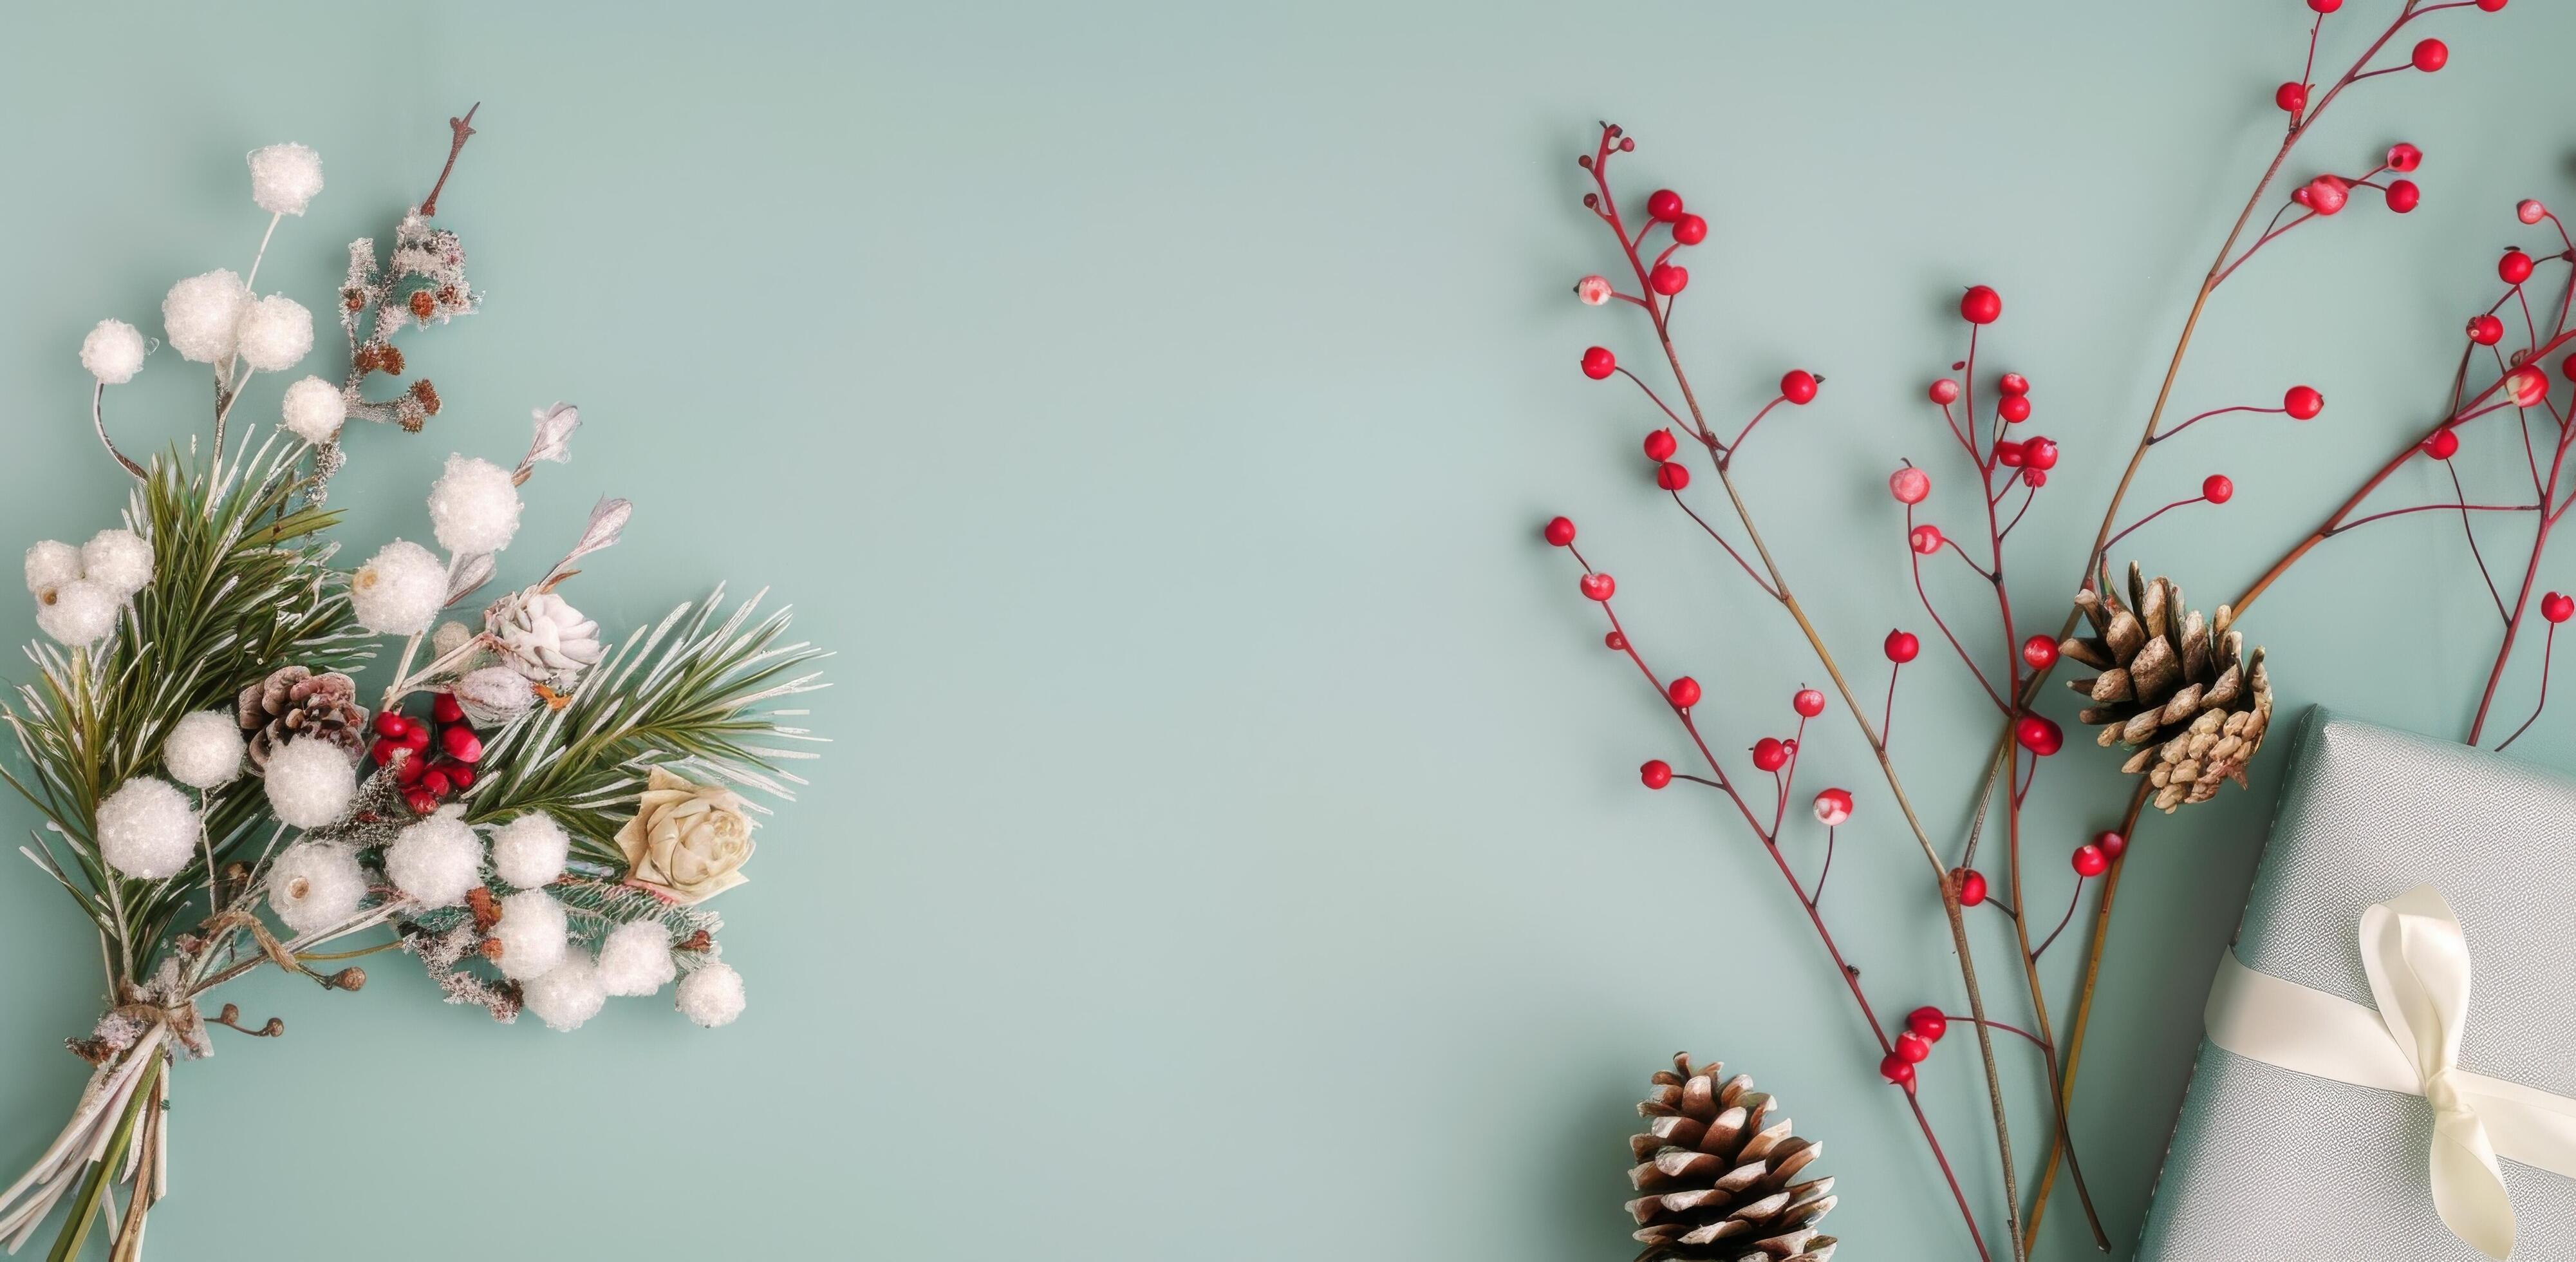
left=2205, top=885, right=2576, bottom=1258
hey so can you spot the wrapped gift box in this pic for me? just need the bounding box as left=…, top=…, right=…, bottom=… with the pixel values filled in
left=2136, top=708, right=2576, bottom=1260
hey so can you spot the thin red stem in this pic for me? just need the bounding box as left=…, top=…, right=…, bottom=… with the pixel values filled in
left=2149, top=404, right=2282, bottom=445
left=1943, top=1013, right=2051, bottom=1052
left=2032, top=878, right=2086, bottom=959
left=1671, top=493, right=1783, bottom=599
left=2496, top=622, right=2558, bottom=751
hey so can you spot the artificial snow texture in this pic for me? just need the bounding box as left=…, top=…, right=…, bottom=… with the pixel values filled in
left=676, top=961, right=746, bottom=1028
left=597, top=920, right=678, bottom=997
left=162, top=270, right=249, bottom=364
left=80, top=529, right=153, bottom=597
left=95, top=777, right=198, bottom=880
left=265, top=842, right=366, bottom=935
left=426, top=455, right=523, bottom=555
left=36, top=579, right=118, bottom=646
left=234, top=294, right=313, bottom=372
left=80, top=319, right=149, bottom=384
left=247, top=143, right=324, bottom=216
left=490, top=890, right=570, bottom=981
left=384, top=811, right=481, bottom=907
left=454, top=665, right=536, bottom=725
left=23, top=542, right=80, bottom=594
left=523, top=955, right=608, bottom=1032
left=349, top=540, right=445, bottom=635
left=163, top=710, right=245, bottom=789
left=262, top=735, right=357, bottom=829
left=489, top=811, right=570, bottom=890
left=280, top=375, right=346, bottom=444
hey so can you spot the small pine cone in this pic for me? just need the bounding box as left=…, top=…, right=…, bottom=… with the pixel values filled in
left=236, top=666, right=369, bottom=773
left=2059, top=563, right=2273, bottom=813
left=1627, top=1053, right=1837, bottom=1261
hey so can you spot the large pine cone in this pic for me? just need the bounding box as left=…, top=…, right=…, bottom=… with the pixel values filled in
left=2060, top=563, right=2273, bottom=813
left=1627, top=1053, right=1836, bottom=1261
left=236, top=666, right=368, bottom=771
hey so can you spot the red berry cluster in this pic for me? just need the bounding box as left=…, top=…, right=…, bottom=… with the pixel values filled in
left=1880, top=1005, right=1952, bottom=1089
left=371, top=692, right=485, bottom=815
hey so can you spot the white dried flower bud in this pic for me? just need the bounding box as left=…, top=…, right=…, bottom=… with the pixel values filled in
left=384, top=809, right=481, bottom=907
left=523, top=955, right=608, bottom=1032
left=279, top=375, right=346, bottom=444
left=247, top=143, right=324, bottom=216
left=23, top=541, right=81, bottom=595
left=80, top=320, right=150, bottom=384
left=262, top=736, right=356, bottom=829
left=597, top=920, right=678, bottom=997
left=676, top=961, right=746, bottom=1028
left=455, top=665, right=536, bottom=726
left=489, top=811, right=570, bottom=890
left=490, top=890, right=570, bottom=981
left=96, top=777, right=198, bottom=880
left=432, top=620, right=474, bottom=657
left=234, top=294, right=313, bottom=372
left=427, top=455, right=523, bottom=555
left=80, top=529, right=153, bottom=598
left=36, top=579, right=118, bottom=646
left=266, top=842, right=366, bottom=934
left=349, top=540, right=445, bottom=635
left=162, top=270, right=250, bottom=364
left=163, top=710, right=245, bottom=789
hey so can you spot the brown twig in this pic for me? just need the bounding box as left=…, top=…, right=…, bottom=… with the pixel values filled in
left=419, top=102, right=480, bottom=218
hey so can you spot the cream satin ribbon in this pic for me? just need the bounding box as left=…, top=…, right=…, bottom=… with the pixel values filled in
left=2204, top=885, right=2576, bottom=1259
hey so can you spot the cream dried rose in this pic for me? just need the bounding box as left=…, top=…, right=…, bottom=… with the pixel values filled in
left=614, top=766, right=756, bottom=904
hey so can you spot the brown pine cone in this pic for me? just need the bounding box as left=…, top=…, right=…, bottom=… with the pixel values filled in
left=2060, top=562, right=2273, bottom=812
left=1627, top=1053, right=1837, bottom=1261
left=236, top=665, right=368, bottom=772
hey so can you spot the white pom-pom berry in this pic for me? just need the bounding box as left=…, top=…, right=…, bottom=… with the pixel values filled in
left=427, top=455, right=523, bottom=555
left=265, top=843, right=366, bottom=934
left=349, top=540, right=446, bottom=635
left=162, top=270, right=250, bottom=364
left=490, top=890, right=570, bottom=981
left=24, top=541, right=81, bottom=595
left=597, top=920, right=678, bottom=997
left=36, top=580, right=118, bottom=646
left=489, top=812, right=570, bottom=889
left=80, top=320, right=150, bottom=384
left=280, top=376, right=346, bottom=444
left=163, top=711, right=245, bottom=789
left=523, top=956, right=608, bottom=1032
left=247, top=143, right=324, bottom=216
left=383, top=810, right=481, bottom=907
left=96, top=777, right=198, bottom=880
left=263, top=736, right=356, bottom=829
left=676, top=961, right=747, bottom=1028
left=80, top=529, right=153, bottom=598
left=234, top=294, right=313, bottom=372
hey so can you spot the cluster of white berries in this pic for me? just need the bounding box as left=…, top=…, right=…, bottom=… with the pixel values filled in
left=24, top=529, right=153, bottom=647
left=82, top=144, right=325, bottom=390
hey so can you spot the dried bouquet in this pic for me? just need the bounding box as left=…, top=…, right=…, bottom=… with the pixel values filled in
left=0, top=111, right=826, bottom=1259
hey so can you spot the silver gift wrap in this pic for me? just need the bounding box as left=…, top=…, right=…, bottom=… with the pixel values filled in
left=2136, top=708, right=2576, bottom=1261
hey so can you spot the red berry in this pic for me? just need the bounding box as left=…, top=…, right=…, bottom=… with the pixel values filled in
left=2562, top=353, right=2576, bottom=382
left=1896, top=1031, right=1934, bottom=1063
left=1889, top=467, right=1930, bottom=505
left=1957, top=869, right=1989, bottom=907
left=2275, top=81, right=2308, bottom=114
left=2202, top=474, right=2235, bottom=504
left=2095, top=830, right=2127, bottom=860
left=1928, top=379, right=1961, bottom=405
left=369, top=739, right=397, bottom=767
left=1751, top=737, right=1788, bottom=773
left=1650, top=263, right=1689, bottom=296
left=404, top=790, right=440, bottom=816
left=2385, top=179, right=2421, bottom=214
left=1998, top=372, right=2030, bottom=397
left=1813, top=787, right=1853, bottom=826
left=2477, top=0, right=2506, bottom=10
left=1793, top=688, right=1826, bottom=718
left=400, top=724, right=431, bottom=752
left=2411, top=38, right=2448, bottom=73
left=1544, top=516, right=1576, bottom=547
left=2510, top=366, right=2550, bottom=408
left=1582, top=346, right=1618, bottom=379
left=1959, top=285, right=2002, bottom=325
left=450, top=764, right=478, bottom=789
left=1907, top=1007, right=1950, bottom=1042
left=2469, top=314, right=2505, bottom=346
left=1580, top=572, right=1616, bottom=601
left=2424, top=428, right=2461, bottom=460
left=2543, top=592, right=2575, bottom=623
left=1666, top=677, right=1701, bottom=710
left=2520, top=199, right=2549, bottom=226
left=1884, top=630, right=1920, bottom=663
left=2501, top=249, right=2535, bottom=285
left=1671, top=212, right=1708, bottom=245
left=1995, top=440, right=2026, bottom=468
left=395, top=751, right=428, bottom=785
left=2071, top=843, right=2109, bottom=878
left=2387, top=142, right=2423, bottom=173
left=1643, top=429, right=1678, bottom=462
left=1780, top=370, right=1819, bottom=404
left=375, top=712, right=411, bottom=739
left=2015, top=713, right=2064, bottom=756
left=1656, top=461, right=1692, bottom=491
left=1997, top=395, right=2032, bottom=424
left=432, top=693, right=465, bottom=724
left=2022, top=634, right=2058, bottom=670
left=419, top=768, right=452, bottom=798
left=2304, top=175, right=2350, bottom=217
left=2022, top=437, right=2059, bottom=471
left=2023, top=468, right=2048, bottom=489
left=2284, top=385, right=2324, bottom=420
left=1645, top=189, right=1684, bottom=222
left=1639, top=759, right=1673, bottom=790
left=1603, top=630, right=1627, bottom=651
left=1910, top=524, right=1943, bottom=555
left=442, top=726, right=483, bottom=763
left=2310, top=0, right=2341, bottom=12
left=1881, top=1054, right=1917, bottom=1088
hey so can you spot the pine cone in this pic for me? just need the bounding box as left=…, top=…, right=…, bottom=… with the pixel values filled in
left=236, top=666, right=368, bottom=772
left=1627, top=1053, right=1837, bottom=1261
left=2060, top=562, right=2273, bottom=813
left=485, top=590, right=604, bottom=688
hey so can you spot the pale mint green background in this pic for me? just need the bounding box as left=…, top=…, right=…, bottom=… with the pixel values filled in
left=0, top=2, right=2568, bottom=1259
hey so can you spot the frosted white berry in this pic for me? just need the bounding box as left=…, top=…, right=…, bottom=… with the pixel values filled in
left=597, top=920, right=678, bottom=997
left=427, top=455, right=523, bottom=555
left=163, top=710, right=245, bottom=789
left=1576, top=275, right=1614, bottom=306
left=95, top=777, right=198, bottom=880
left=348, top=540, right=445, bottom=635
left=80, top=320, right=150, bottom=384
left=262, top=736, right=357, bottom=829
left=80, top=529, right=153, bottom=598
left=490, top=890, right=570, bottom=981
left=489, top=811, right=570, bottom=889
left=162, top=270, right=250, bottom=364
left=36, top=580, right=118, bottom=646
left=234, top=294, right=313, bottom=372
left=279, top=376, right=346, bottom=444
left=675, top=961, right=746, bottom=1028
left=383, top=810, right=482, bottom=907
left=24, top=541, right=81, bottom=595
left=265, top=842, right=366, bottom=934
left=247, top=143, right=324, bottom=216
left=523, top=955, right=608, bottom=1032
